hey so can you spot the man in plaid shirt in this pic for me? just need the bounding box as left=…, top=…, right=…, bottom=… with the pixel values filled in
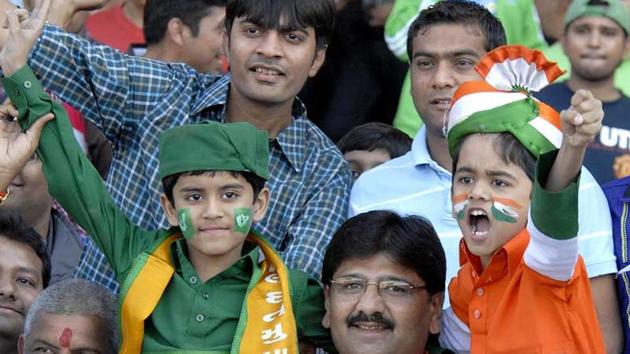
left=0, top=0, right=351, bottom=292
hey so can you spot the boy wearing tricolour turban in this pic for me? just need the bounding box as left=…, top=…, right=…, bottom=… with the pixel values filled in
left=439, top=46, right=607, bottom=353
left=0, top=72, right=332, bottom=353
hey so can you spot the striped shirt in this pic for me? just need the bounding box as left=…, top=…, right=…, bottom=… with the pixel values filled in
left=29, top=25, right=351, bottom=290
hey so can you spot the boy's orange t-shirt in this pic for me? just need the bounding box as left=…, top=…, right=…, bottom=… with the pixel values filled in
left=448, top=229, right=605, bottom=353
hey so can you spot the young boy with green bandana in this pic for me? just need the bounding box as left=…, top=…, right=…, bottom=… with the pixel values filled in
left=440, top=45, right=607, bottom=352
left=0, top=13, right=331, bottom=354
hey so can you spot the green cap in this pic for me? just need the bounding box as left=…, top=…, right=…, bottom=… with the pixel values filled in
left=158, top=121, right=270, bottom=180
left=565, top=0, right=630, bottom=35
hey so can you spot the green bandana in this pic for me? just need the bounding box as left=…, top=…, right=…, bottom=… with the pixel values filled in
left=233, top=208, right=253, bottom=234
left=178, top=208, right=196, bottom=239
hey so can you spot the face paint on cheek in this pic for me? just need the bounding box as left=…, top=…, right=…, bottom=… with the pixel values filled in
left=59, top=328, right=72, bottom=348
left=233, top=207, right=253, bottom=234
left=490, top=198, right=523, bottom=224
left=178, top=208, right=196, bottom=239
left=452, top=193, right=469, bottom=221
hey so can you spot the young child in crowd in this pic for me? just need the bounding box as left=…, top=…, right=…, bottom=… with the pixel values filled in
left=337, top=122, right=412, bottom=180
left=0, top=14, right=330, bottom=354
left=440, top=45, right=606, bottom=353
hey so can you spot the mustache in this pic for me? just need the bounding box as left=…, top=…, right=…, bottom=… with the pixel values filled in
left=347, top=312, right=395, bottom=329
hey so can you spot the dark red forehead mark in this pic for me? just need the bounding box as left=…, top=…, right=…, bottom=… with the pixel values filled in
left=59, top=328, right=72, bottom=348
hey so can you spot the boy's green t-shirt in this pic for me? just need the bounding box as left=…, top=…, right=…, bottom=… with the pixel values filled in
left=385, top=0, right=547, bottom=137
left=2, top=66, right=332, bottom=353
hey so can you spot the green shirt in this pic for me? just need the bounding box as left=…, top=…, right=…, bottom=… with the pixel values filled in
left=385, top=0, right=547, bottom=137
left=2, top=66, right=332, bottom=353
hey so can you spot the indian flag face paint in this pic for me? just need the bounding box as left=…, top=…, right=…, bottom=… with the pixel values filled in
left=233, top=207, right=253, bottom=234
left=178, top=208, right=196, bottom=239
left=490, top=198, right=523, bottom=224
left=452, top=193, right=469, bottom=221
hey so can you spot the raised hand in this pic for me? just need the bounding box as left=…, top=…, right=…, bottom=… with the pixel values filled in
left=560, top=89, right=604, bottom=149
left=45, top=0, right=106, bottom=29
left=0, top=0, right=50, bottom=76
left=0, top=103, right=53, bottom=188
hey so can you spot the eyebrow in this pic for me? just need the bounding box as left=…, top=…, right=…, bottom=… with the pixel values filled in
left=17, top=267, right=41, bottom=277
left=334, top=273, right=413, bottom=283
left=239, top=19, right=309, bottom=35
left=455, top=166, right=516, bottom=179
left=30, top=339, right=59, bottom=350
left=412, top=49, right=481, bottom=60
left=220, top=184, right=245, bottom=190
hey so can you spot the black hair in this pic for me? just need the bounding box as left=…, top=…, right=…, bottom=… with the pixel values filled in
left=144, top=0, right=228, bottom=45
left=162, top=170, right=266, bottom=206
left=406, top=0, right=507, bottom=60
left=322, top=211, right=446, bottom=295
left=452, top=133, right=536, bottom=181
left=0, top=213, right=51, bottom=288
left=337, top=122, right=412, bottom=159
left=225, top=0, right=335, bottom=49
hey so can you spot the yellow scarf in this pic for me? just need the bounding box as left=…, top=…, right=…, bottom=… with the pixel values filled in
left=118, top=233, right=298, bottom=354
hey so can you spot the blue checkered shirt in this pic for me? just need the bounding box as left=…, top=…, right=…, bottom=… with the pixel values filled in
left=29, top=25, right=351, bottom=292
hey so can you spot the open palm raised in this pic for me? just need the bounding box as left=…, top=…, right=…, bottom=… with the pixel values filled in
left=0, top=0, right=50, bottom=76
left=0, top=105, right=53, bottom=185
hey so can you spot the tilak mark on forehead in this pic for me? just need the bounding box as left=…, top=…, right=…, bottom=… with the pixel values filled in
left=59, top=328, right=72, bottom=348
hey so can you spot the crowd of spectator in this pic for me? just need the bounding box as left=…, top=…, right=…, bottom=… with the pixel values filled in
left=0, top=0, right=629, bottom=353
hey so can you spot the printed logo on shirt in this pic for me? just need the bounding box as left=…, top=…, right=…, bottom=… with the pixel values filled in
left=600, top=126, right=630, bottom=150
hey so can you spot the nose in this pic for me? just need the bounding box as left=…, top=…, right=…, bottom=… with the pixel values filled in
left=468, top=180, right=490, bottom=201
left=587, top=31, right=601, bottom=48
left=201, top=198, right=224, bottom=219
left=256, top=31, right=283, bottom=58
left=431, top=61, right=455, bottom=89
left=354, top=284, right=387, bottom=315
left=0, top=277, right=16, bottom=299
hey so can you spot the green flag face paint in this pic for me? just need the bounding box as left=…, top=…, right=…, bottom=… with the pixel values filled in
left=234, top=207, right=253, bottom=234
left=490, top=198, right=522, bottom=224
left=178, top=208, right=196, bottom=239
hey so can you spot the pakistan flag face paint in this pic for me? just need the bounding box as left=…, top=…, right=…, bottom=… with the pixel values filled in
left=234, top=207, right=253, bottom=234
left=178, top=208, right=196, bottom=239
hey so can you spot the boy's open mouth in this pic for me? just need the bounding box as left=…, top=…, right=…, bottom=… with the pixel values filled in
left=468, top=209, right=490, bottom=240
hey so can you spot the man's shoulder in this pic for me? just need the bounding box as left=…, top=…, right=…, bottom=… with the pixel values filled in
left=352, top=152, right=416, bottom=189
left=300, top=119, right=351, bottom=177
left=350, top=151, right=443, bottom=213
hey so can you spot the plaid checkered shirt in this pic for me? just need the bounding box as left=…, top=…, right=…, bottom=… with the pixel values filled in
left=28, top=25, right=351, bottom=292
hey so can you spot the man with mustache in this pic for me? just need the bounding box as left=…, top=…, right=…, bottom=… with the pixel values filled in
left=0, top=215, right=50, bottom=354
left=321, top=210, right=452, bottom=354
left=349, top=1, right=622, bottom=351
left=537, top=0, right=630, bottom=184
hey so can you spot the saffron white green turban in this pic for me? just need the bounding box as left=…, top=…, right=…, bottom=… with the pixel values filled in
left=446, top=45, right=566, bottom=158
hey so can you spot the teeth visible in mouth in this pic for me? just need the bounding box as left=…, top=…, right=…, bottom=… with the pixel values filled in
left=471, top=210, right=486, bottom=216
left=357, top=324, right=384, bottom=330
left=473, top=230, right=488, bottom=236
left=255, top=67, right=281, bottom=76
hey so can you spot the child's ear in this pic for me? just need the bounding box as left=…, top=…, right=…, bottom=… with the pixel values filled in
left=252, top=187, right=270, bottom=222
left=160, top=194, right=180, bottom=227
